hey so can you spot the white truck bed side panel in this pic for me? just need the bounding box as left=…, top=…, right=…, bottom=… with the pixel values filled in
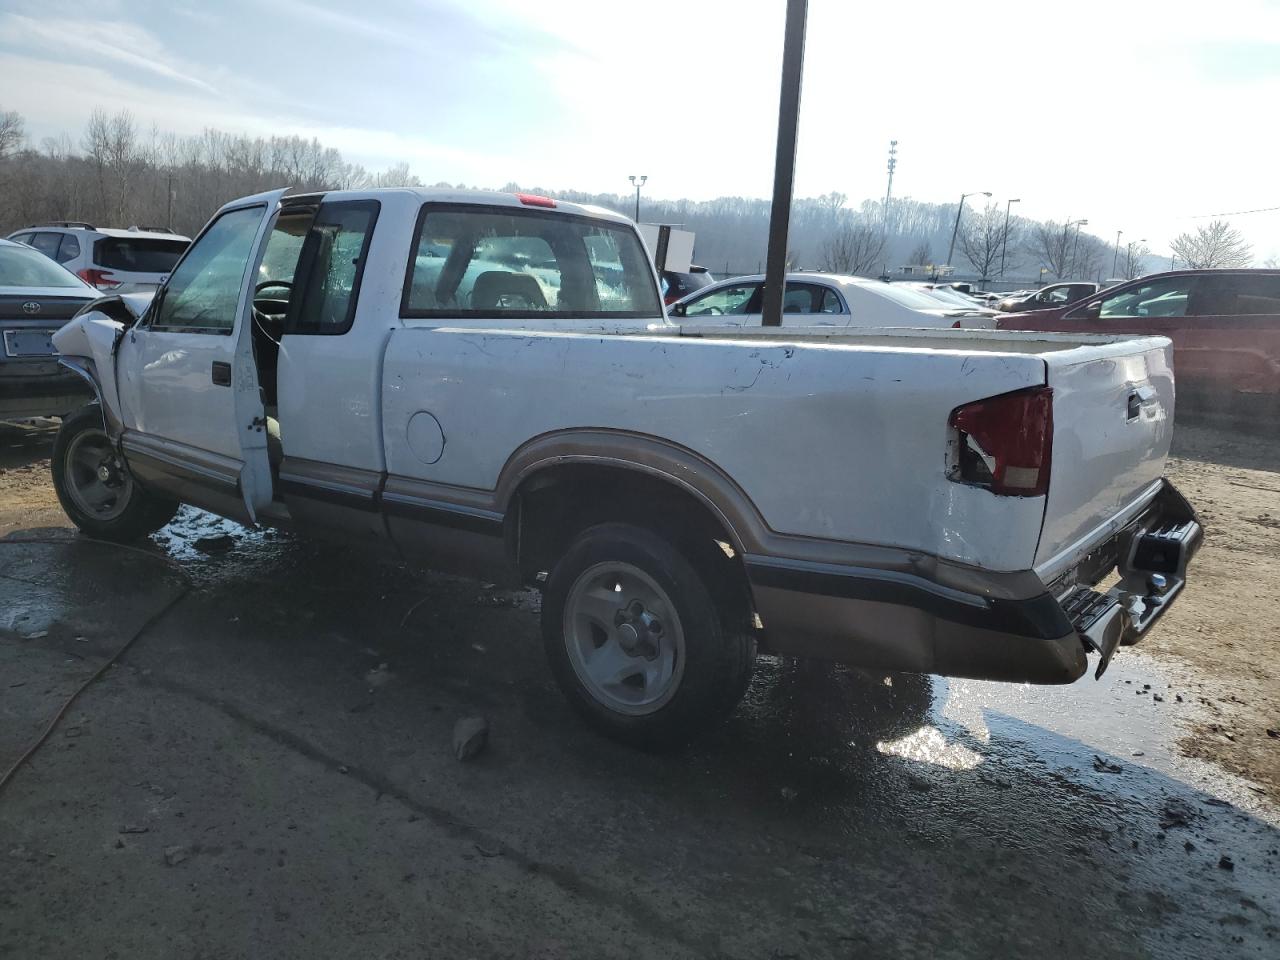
left=381, top=329, right=1049, bottom=571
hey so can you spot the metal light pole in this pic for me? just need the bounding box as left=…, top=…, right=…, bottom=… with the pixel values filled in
left=946, top=190, right=991, bottom=267
left=761, top=0, right=808, bottom=328
left=628, top=175, right=647, bottom=222
left=1061, top=217, right=1087, bottom=277
left=1111, top=229, right=1123, bottom=276
left=999, top=197, right=1020, bottom=277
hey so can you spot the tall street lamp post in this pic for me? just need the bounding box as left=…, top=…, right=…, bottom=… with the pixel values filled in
left=1125, top=238, right=1147, bottom=278
left=946, top=190, right=991, bottom=267
left=628, top=175, right=647, bottom=222
left=1112, top=229, right=1123, bottom=276
left=999, top=197, right=1020, bottom=278
left=1062, top=217, right=1087, bottom=277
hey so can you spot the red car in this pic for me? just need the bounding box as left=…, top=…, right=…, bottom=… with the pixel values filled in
left=997, top=269, right=1280, bottom=415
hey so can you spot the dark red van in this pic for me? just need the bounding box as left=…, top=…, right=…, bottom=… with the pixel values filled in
left=997, top=270, right=1280, bottom=415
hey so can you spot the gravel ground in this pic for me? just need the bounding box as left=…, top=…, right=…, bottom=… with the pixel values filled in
left=1, top=416, right=1277, bottom=958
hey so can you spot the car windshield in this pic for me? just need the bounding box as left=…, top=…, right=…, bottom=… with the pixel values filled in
left=856, top=281, right=949, bottom=311
left=0, top=244, right=88, bottom=288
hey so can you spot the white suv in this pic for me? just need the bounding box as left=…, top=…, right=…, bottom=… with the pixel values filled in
left=6, top=222, right=189, bottom=294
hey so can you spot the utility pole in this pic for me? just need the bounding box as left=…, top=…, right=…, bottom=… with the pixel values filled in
left=1111, top=229, right=1122, bottom=276
left=999, top=197, right=1020, bottom=277
left=882, top=140, right=898, bottom=234
left=166, top=172, right=175, bottom=232
left=761, top=0, right=807, bottom=328
left=1069, top=219, right=1087, bottom=276
left=946, top=190, right=990, bottom=267
left=628, top=175, right=647, bottom=222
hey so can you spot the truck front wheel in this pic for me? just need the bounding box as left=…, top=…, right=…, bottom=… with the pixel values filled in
left=51, top=405, right=178, bottom=542
left=541, top=522, right=755, bottom=749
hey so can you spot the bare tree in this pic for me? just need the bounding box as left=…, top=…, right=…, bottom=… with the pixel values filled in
left=1169, top=220, right=1252, bottom=268
left=1123, top=242, right=1150, bottom=280
left=1025, top=221, right=1074, bottom=280
left=957, top=204, right=1014, bottom=282
left=818, top=220, right=884, bottom=276
left=908, top=237, right=932, bottom=265
left=0, top=109, right=23, bottom=160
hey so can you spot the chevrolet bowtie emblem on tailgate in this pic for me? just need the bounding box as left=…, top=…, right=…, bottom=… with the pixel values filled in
left=21, top=301, right=41, bottom=315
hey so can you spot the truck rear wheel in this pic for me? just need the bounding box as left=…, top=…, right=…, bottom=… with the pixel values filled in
left=51, top=405, right=178, bottom=542
left=541, top=522, right=755, bottom=749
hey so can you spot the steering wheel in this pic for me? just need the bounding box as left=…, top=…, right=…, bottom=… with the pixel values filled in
left=255, top=280, right=293, bottom=297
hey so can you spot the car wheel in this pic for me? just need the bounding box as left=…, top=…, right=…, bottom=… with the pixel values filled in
left=541, top=521, right=756, bottom=749
left=51, top=405, right=178, bottom=541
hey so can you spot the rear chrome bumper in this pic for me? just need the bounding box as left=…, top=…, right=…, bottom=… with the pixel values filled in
left=746, top=480, right=1200, bottom=684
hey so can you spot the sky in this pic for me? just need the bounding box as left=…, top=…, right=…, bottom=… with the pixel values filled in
left=2, top=0, right=1279, bottom=261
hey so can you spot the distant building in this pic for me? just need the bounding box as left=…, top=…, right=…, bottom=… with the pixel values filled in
left=895, top=263, right=954, bottom=278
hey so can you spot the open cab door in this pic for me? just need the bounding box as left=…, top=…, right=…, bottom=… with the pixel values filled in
left=108, top=189, right=287, bottom=524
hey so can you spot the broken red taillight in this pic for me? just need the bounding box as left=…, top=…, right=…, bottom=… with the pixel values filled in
left=947, top=385, right=1053, bottom=497
left=515, top=193, right=556, bottom=208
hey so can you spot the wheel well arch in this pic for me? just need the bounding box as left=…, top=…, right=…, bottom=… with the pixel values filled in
left=507, top=461, right=756, bottom=630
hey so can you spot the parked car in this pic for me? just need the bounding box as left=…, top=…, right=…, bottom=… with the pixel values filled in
left=0, top=238, right=98, bottom=420
left=906, top=282, right=997, bottom=314
left=997, top=269, right=1280, bottom=414
left=668, top=272, right=996, bottom=327
left=52, top=187, right=1200, bottom=747
left=6, top=222, right=190, bottom=294
left=660, top=265, right=715, bottom=305
left=997, top=282, right=1099, bottom=313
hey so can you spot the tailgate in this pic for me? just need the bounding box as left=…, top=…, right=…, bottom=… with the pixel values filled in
left=1034, top=336, right=1175, bottom=574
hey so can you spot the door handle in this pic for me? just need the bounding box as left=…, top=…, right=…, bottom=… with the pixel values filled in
left=211, top=361, right=232, bottom=386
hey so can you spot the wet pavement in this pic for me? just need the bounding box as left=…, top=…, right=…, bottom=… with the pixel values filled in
left=2, top=513, right=1278, bottom=958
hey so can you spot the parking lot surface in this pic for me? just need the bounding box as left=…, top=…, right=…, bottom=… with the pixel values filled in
left=1, top=419, right=1278, bottom=958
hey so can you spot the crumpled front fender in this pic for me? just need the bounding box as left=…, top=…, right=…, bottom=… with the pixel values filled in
left=52, top=307, right=130, bottom=438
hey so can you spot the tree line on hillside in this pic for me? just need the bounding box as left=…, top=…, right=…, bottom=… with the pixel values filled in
left=0, top=107, right=1258, bottom=284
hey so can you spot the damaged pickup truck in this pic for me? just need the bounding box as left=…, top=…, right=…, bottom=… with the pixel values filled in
left=50, top=188, right=1201, bottom=746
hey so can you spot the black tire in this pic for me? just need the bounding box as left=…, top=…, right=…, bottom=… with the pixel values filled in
left=51, top=405, right=178, bottom=542
left=541, top=521, right=756, bottom=749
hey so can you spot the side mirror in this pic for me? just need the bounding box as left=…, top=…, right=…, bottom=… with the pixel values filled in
left=670, top=303, right=686, bottom=317
left=1083, top=300, right=1102, bottom=318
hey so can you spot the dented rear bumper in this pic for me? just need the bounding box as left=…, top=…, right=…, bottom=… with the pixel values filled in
left=745, top=480, right=1200, bottom=685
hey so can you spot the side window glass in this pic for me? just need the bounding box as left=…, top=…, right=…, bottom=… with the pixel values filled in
left=1045, top=287, right=1070, bottom=304
left=686, top=284, right=759, bottom=316
left=29, top=233, right=60, bottom=259
left=820, top=288, right=843, bottom=313
left=289, top=201, right=378, bottom=335
left=1197, top=275, right=1280, bottom=316
left=152, top=206, right=264, bottom=332
left=1099, top=277, right=1192, bottom=319
left=56, top=234, right=80, bottom=263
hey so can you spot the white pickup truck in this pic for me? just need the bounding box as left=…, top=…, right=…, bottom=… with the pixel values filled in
left=50, top=188, right=1201, bottom=747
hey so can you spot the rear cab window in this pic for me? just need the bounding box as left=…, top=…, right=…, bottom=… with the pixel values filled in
left=96, top=237, right=188, bottom=273
left=401, top=205, right=660, bottom=319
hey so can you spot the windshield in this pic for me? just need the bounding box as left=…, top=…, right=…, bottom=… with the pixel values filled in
left=0, top=244, right=89, bottom=289
left=855, top=281, right=950, bottom=311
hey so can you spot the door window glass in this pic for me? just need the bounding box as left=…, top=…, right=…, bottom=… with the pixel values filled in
left=29, top=232, right=60, bottom=260
left=819, top=288, right=844, bottom=313
left=684, top=284, right=760, bottom=317
left=1193, top=274, right=1280, bottom=316
left=290, top=201, right=379, bottom=334
left=152, top=206, right=264, bottom=332
left=1099, top=276, right=1192, bottom=319
left=403, top=206, right=660, bottom=318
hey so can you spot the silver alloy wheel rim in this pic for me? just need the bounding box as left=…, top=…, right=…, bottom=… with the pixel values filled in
left=563, top=561, right=686, bottom=716
left=64, top=428, right=133, bottom=522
